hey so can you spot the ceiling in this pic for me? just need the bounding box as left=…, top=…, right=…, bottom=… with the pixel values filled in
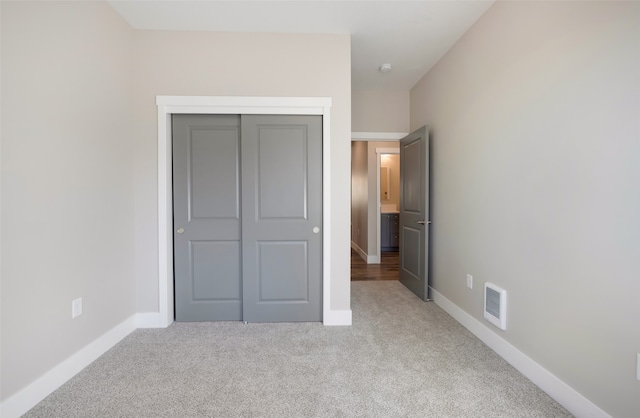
left=108, top=0, right=494, bottom=91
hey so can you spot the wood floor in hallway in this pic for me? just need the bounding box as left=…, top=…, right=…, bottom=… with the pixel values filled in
left=351, top=249, right=399, bottom=281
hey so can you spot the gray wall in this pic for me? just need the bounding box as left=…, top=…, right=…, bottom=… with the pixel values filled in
left=1, top=1, right=135, bottom=400
left=410, top=2, right=640, bottom=417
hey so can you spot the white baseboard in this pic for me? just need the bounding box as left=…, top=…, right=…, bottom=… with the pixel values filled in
left=136, top=312, right=165, bottom=328
left=0, top=315, right=137, bottom=418
left=351, top=241, right=367, bottom=261
left=323, top=309, right=352, bottom=326
left=431, top=288, right=611, bottom=418
left=350, top=241, right=379, bottom=264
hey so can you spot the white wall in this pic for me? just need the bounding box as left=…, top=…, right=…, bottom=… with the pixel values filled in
left=131, top=31, right=352, bottom=314
left=1, top=1, right=135, bottom=401
left=411, top=2, right=640, bottom=417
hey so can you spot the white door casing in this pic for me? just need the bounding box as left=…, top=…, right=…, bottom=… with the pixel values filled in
left=156, top=96, right=333, bottom=327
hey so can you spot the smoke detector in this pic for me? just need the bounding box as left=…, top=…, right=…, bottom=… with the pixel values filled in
left=379, top=63, right=392, bottom=74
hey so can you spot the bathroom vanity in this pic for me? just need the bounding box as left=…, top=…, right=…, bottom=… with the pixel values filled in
left=381, top=212, right=399, bottom=252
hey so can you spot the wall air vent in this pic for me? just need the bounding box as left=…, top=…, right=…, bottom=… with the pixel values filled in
left=484, top=282, right=507, bottom=330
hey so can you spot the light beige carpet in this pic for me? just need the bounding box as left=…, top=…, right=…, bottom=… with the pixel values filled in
left=24, top=281, right=572, bottom=417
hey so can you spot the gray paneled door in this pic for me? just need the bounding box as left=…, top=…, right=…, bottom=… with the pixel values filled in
left=173, top=115, right=243, bottom=321
left=172, top=114, right=322, bottom=322
left=399, top=126, right=430, bottom=301
left=241, top=115, right=322, bottom=322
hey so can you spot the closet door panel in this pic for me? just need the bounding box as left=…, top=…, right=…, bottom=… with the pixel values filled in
left=241, top=115, right=323, bottom=322
left=173, top=114, right=242, bottom=321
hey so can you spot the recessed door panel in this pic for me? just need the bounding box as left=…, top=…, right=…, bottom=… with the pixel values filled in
left=258, top=241, right=308, bottom=302
left=402, top=140, right=421, bottom=214
left=257, top=127, right=308, bottom=220
left=191, top=241, right=241, bottom=301
left=401, top=227, right=421, bottom=279
left=190, top=128, right=240, bottom=220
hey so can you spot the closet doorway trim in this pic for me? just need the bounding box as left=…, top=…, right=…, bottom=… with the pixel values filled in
left=156, top=96, right=332, bottom=327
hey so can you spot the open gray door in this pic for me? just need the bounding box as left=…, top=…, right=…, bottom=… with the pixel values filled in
left=399, top=126, right=430, bottom=301
left=173, top=115, right=243, bottom=321
left=241, top=115, right=323, bottom=322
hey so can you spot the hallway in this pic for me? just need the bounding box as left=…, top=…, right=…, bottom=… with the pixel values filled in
left=350, top=249, right=399, bottom=281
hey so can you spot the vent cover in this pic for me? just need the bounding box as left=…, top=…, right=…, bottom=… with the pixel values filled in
left=484, top=282, right=507, bottom=330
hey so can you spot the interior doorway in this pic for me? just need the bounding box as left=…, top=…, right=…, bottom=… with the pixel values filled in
left=350, top=133, right=406, bottom=281
left=350, top=127, right=430, bottom=293
left=351, top=248, right=399, bottom=281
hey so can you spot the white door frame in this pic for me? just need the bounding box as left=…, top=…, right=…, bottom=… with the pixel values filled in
left=156, top=96, right=332, bottom=327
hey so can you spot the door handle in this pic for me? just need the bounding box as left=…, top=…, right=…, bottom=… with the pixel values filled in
left=313, top=227, right=320, bottom=234
left=417, top=220, right=432, bottom=225
left=417, top=220, right=425, bottom=225
left=177, top=227, right=184, bottom=234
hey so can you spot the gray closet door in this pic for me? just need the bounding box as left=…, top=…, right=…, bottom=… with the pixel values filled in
left=241, top=115, right=323, bottom=322
left=173, top=114, right=322, bottom=322
left=173, top=115, right=242, bottom=321
left=399, top=126, right=430, bottom=301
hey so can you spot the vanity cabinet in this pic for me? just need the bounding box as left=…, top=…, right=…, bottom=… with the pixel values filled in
left=381, top=213, right=399, bottom=252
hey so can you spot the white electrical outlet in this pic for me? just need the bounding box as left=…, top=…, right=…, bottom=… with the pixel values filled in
left=637, top=353, right=640, bottom=381
left=72, top=297, right=82, bottom=319
left=466, top=274, right=473, bottom=289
